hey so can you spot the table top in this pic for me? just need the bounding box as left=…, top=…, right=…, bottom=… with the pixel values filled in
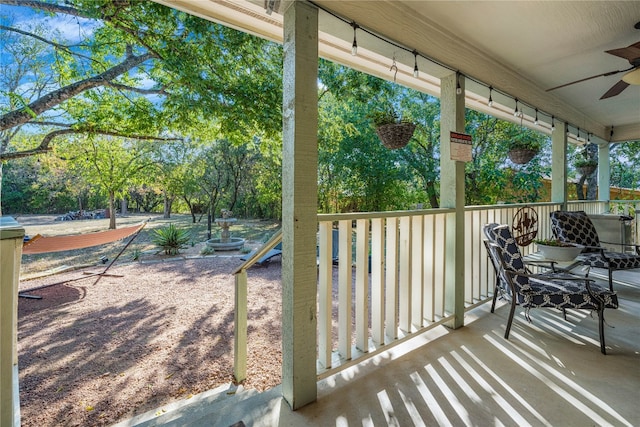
left=523, top=251, right=585, bottom=273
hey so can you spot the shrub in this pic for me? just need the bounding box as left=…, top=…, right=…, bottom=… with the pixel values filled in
left=153, top=224, right=190, bottom=255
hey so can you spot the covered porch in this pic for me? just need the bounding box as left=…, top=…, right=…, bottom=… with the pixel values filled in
left=2, top=1, right=639, bottom=426
left=103, top=0, right=640, bottom=418
left=117, top=268, right=640, bottom=426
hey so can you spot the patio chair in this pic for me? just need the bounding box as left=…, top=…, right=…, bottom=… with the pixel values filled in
left=550, top=210, right=640, bottom=291
left=240, top=242, right=282, bottom=266
left=485, top=224, right=618, bottom=354
left=483, top=223, right=571, bottom=313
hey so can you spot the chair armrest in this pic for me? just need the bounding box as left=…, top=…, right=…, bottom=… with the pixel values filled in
left=599, top=240, right=640, bottom=249
left=524, top=259, right=558, bottom=272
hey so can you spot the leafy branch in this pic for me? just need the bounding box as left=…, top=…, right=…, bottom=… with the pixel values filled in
left=0, top=128, right=182, bottom=160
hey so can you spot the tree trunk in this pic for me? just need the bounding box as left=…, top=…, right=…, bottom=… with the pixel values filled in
left=586, top=172, right=598, bottom=200
left=575, top=175, right=587, bottom=200
left=108, top=191, right=117, bottom=229
left=163, top=191, right=172, bottom=218
left=121, top=197, right=128, bottom=216
left=182, top=196, right=197, bottom=223
left=425, top=180, right=439, bottom=208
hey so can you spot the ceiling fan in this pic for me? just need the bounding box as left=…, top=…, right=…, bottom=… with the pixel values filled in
left=546, top=40, right=640, bottom=99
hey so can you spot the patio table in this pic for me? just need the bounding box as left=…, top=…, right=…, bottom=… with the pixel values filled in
left=523, top=252, right=587, bottom=276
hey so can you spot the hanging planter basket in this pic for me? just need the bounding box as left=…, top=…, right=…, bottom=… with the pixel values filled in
left=578, top=165, right=597, bottom=176
left=508, top=148, right=538, bottom=164
left=375, top=122, right=416, bottom=149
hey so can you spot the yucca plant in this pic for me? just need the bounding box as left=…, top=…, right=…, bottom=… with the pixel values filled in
left=153, top=224, right=191, bottom=255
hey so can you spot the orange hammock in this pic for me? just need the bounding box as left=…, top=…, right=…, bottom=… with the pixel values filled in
left=22, top=223, right=146, bottom=255
left=19, top=222, right=147, bottom=298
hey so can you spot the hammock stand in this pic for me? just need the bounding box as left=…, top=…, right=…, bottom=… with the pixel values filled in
left=20, top=222, right=147, bottom=299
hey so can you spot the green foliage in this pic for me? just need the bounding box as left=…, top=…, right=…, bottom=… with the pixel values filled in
left=369, top=108, right=400, bottom=127
left=533, top=238, right=574, bottom=247
left=574, top=158, right=598, bottom=168
left=153, top=224, right=191, bottom=255
left=200, top=245, right=215, bottom=255
left=506, top=131, right=543, bottom=152
left=130, top=249, right=142, bottom=261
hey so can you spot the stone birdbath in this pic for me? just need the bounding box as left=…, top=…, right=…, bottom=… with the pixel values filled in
left=205, top=209, right=245, bottom=251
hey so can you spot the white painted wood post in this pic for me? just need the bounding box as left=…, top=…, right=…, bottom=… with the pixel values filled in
left=1, top=217, right=24, bottom=427
left=422, top=215, right=435, bottom=322
left=281, top=1, right=318, bottom=410
left=598, top=144, right=610, bottom=202
left=318, top=222, right=332, bottom=368
left=338, top=220, right=353, bottom=359
left=551, top=121, right=568, bottom=208
left=355, top=219, right=369, bottom=352
left=234, top=270, right=247, bottom=382
left=398, top=216, right=412, bottom=332
left=440, top=72, right=465, bottom=329
left=384, top=217, right=398, bottom=340
left=370, top=218, right=384, bottom=344
left=410, top=215, right=424, bottom=329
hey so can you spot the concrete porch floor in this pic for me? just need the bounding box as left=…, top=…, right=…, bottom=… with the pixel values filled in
left=115, top=270, right=640, bottom=427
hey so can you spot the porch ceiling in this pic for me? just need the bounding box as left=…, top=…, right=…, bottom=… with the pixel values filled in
left=155, top=0, right=640, bottom=145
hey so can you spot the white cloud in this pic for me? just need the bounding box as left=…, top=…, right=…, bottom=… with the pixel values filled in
left=9, top=4, right=102, bottom=44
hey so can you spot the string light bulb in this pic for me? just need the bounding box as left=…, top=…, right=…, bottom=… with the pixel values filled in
left=551, top=115, right=555, bottom=132
left=413, top=50, right=419, bottom=78
left=513, top=98, right=520, bottom=117
left=487, top=86, right=493, bottom=107
left=587, top=133, right=591, bottom=143
left=351, top=22, right=358, bottom=56
left=534, top=108, right=539, bottom=125
left=456, top=73, right=462, bottom=95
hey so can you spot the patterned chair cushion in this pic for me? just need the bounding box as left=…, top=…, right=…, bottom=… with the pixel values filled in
left=582, top=251, right=640, bottom=270
left=550, top=210, right=600, bottom=252
left=491, top=225, right=527, bottom=272
left=551, top=210, right=640, bottom=270
left=509, top=273, right=618, bottom=309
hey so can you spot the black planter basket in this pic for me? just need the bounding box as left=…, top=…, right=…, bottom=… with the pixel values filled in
left=375, top=122, right=416, bottom=149
left=508, top=148, right=538, bottom=164
left=578, top=165, right=597, bottom=176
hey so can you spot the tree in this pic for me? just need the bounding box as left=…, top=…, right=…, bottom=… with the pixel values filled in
left=60, top=136, right=156, bottom=228
left=611, top=141, right=640, bottom=191
left=573, top=143, right=598, bottom=200
left=398, top=92, right=441, bottom=208
left=0, top=0, right=283, bottom=216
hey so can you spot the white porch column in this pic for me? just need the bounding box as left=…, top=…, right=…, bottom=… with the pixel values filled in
left=551, top=121, right=568, bottom=207
left=1, top=217, right=24, bottom=427
left=598, top=143, right=610, bottom=201
left=281, top=1, right=318, bottom=410
left=439, top=73, right=465, bottom=329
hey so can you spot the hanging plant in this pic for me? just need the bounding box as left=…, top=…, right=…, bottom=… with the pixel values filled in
left=574, top=156, right=598, bottom=176
left=506, top=132, right=542, bottom=164
left=369, top=108, right=416, bottom=150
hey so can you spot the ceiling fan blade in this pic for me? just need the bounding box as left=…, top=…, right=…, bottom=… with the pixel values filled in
left=600, top=79, right=630, bottom=99
left=605, top=45, right=640, bottom=61
left=546, top=67, right=631, bottom=92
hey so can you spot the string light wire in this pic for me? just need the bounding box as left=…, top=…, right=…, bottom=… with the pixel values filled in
left=305, top=0, right=587, bottom=143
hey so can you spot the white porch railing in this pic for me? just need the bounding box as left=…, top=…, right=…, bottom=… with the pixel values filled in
left=233, top=199, right=637, bottom=381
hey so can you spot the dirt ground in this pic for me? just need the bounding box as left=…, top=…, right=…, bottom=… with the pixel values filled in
left=16, top=215, right=284, bottom=426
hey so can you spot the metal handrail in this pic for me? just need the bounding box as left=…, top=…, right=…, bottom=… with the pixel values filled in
left=232, top=228, right=282, bottom=275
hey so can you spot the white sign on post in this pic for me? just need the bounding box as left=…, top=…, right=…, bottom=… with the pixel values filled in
left=450, top=131, right=472, bottom=162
